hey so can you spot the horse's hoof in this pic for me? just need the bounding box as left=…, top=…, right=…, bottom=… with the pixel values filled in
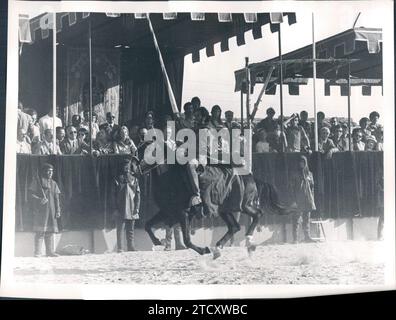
left=210, top=247, right=221, bottom=260
left=152, top=239, right=162, bottom=246
left=160, top=238, right=167, bottom=246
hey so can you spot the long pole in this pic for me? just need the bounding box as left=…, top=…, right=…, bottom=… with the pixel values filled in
left=88, top=19, right=93, bottom=154
left=347, top=61, right=352, bottom=151
left=240, top=89, right=244, bottom=136
left=147, top=14, right=178, bottom=113
left=278, top=24, right=284, bottom=152
left=52, top=12, right=57, bottom=154
left=250, top=65, right=275, bottom=122
left=312, top=13, right=318, bottom=151
left=245, top=57, right=250, bottom=128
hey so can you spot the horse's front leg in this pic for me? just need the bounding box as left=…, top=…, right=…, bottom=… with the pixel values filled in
left=145, top=213, right=165, bottom=246
left=179, top=210, right=211, bottom=256
left=216, top=211, right=241, bottom=250
left=242, top=202, right=262, bottom=255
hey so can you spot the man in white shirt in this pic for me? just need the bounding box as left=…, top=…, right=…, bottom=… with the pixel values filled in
left=38, top=109, right=63, bottom=137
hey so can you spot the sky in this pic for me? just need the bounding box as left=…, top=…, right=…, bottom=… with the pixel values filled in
left=182, top=7, right=386, bottom=123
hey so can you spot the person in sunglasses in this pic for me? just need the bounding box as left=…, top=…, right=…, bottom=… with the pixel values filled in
left=332, top=124, right=349, bottom=151
left=99, top=112, right=120, bottom=141
left=60, top=125, right=84, bottom=154
left=352, top=128, right=365, bottom=151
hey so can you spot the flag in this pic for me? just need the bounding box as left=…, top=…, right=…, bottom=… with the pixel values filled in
left=270, top=12, right=283, bottom=24
left=244, top=13, right=257, bottom=23
left=191, top=13, right=205, bottom=21
left=134, top=13, right=147, bottom=19
left=163, top=13, right=177, bottom=20
left=218, top=13, right=232, bottom=22
left=105, top=13, right=121, bottom=17
left=40, top=13, right=54, bottom=30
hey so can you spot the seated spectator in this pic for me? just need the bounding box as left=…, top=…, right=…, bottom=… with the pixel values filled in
left=316, top=111, right=330, bottom=137
left=329, top=117, right=338, bottom=136
left=255, top=129, right=270, bottom=153
left=365, top=135, right=377, bottom=151
left=93, top=129, right=114, bottom=156
left=17, top=102, right=33, bottom=138
left=17, top=129, right=31, bottom=154
left=352, top=128, right=365, bottom=151
left=299, top=110, right=312, bottom=140
left=72, top=114, right=83, bottom=130
left=285, top=114, right=310, bottom=153
left=209, top=105, right=224, bottom=130
left=267, top=123, right=287, bottom=153
left=332, top=124, right=349, bottom=151
left=136, top=127, right=155, bottom=159
left=176, top=102, right=195, bottom=130
left=341, top=123, right=349, bottom=139
left=38, top=108, right=62, bottom=136
left=376, top=128, right=383, bottom=151
left=142, top=111, right=155, bottom=130
left=81, top=111, right=100, bottom=141
left=129, top=124, right=140, bottom=146
left=368, top=111, right=383, bottom=142
left=256, top=107, right=277, bottom=133
left=99, top=112, right=120, bottom=140
left=33, top=129, right=61, bottom=155
left=358, top=117, right=371, bottom=142
left=317, top=127, right=338, bottom=159
left=56, top=126, right=66, bottom=145
left=113, top=126, right=138, bottom=155
left=60, top=125, right=82, bottom=154
left=25, top=108, right=41, bottom=142
left=191, top=96, right=201, bottom=112
left=224, top=110, right=241, bottom=131
left=77, top=128, right=90, bottom=154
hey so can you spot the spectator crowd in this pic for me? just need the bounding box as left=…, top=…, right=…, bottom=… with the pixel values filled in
left=16, top=99, right=384, bottom=159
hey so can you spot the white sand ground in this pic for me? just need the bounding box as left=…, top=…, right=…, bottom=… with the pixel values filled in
left=13, top=241, right=384, bottom=285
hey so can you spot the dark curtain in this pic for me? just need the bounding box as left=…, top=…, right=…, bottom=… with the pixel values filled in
left=15, top=152, right=383, bottom=231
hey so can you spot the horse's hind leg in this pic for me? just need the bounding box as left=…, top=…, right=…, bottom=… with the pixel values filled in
left=216, top=211, right=241, bottom=249
left=179, top=210, right=211, bottom=256
left=145, top=213, right=165, bottom=246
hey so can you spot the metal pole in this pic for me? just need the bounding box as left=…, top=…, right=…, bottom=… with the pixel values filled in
left=347, top=61, right=352, bottom=151
left=240, top=89, right=244, bottom=136
left=88, top=19, right=93, bottom=154
left=52, top=12, right=57, bottom=154
left=312, top=13, right=318, bottom=151
left=245, top=57, right=250, bottom=128
left=278, top=24, right=284, bottom=152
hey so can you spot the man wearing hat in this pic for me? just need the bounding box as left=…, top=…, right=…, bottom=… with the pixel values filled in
left=99, top=112, right=120, bottom=141
left=29, top=163, right=61, bottom=257
left=112, top=157, right=141, bottom=252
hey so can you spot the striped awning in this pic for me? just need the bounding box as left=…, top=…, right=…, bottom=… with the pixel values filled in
left=19, top=12, right=296, bottom=62
left=234, top=27, right=383, bottom=96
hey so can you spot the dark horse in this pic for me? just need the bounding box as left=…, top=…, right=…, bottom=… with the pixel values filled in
left=143, top=162, right=290, bottom=258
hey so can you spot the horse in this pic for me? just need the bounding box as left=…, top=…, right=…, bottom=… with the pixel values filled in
left=142, top=162, right=291, bottom=259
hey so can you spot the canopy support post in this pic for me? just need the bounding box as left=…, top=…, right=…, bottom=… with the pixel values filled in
left=240, top=89, right=244, bottom=136
left=312, top=13, right=318, bottom=151
left=278, top=24, right=284, bottom=152
left=347, top=61, right=352, bottom=151
left=52, top=12, right=57, bottom=154
left=245, top=57, right=251, bottom=128
left=88, top=19, right=93, bottom=154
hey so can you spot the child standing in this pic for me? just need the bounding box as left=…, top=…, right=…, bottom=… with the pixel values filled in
left=289, top=155, right=317, bottom=243
left=113, top=157, right=141, bottom=252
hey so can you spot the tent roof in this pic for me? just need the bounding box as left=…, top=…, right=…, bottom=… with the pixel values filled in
left=234, top=27, right=383, bottom=96
left=20, top=12, right=297, bottom=63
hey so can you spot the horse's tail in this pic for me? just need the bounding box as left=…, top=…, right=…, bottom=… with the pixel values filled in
left=256, top=180, right=295, bottom=216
